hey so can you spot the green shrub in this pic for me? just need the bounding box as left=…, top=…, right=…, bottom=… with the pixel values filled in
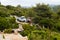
left=0, top=17, right=18, bottom=31
left=4, top=28, right=12, bottom=33
left=20, top=25, right=60, bottom=40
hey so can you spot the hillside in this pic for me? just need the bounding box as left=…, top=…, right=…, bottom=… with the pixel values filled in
left=0, top=3, right=60, bottom=40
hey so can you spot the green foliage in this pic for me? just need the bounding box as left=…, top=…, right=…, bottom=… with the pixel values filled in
left=0, top=3, right=60, bottom=40
left=0, top=7, right=10, bottom=17
left=0, top=17, right=18, bottom=31
left=4, top=28, right=12, bottom=33
left=20, top=24, right=37, bottom=36
left=6, top=5, right=15, bottom=10
left=20, top=24, right=60, bottom=40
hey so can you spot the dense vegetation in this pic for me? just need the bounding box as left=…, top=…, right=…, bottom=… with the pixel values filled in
left=20, top=24, right=60, bottom=40
left=0, top=3, right=60, bottom=40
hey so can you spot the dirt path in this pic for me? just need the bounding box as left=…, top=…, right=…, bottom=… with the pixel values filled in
left=0, top=33, right=28, bottom=40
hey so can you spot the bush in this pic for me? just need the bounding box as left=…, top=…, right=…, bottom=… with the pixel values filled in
left=0, top=17, right=18, bottom=31
left=20, top=24, right=60, bottom=40
left=4, top=28, right=12, bottom=33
